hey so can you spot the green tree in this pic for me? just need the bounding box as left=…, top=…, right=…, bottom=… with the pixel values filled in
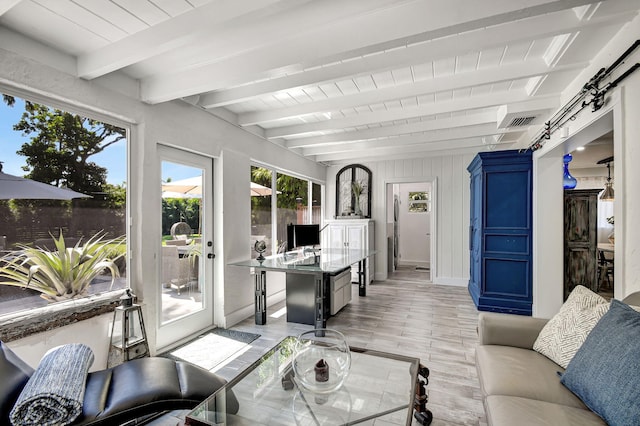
left=3, top=95, right=125, bottom=195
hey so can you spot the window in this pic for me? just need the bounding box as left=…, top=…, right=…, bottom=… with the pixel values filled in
left=408, top=191, right=430, bottom=213
left=0, top=94, right=128, bottom=318
left=250, top=166, right=321, bottom=256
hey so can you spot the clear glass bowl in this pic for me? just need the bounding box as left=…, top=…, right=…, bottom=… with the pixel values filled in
left=292, top=329, right=351, bottom=394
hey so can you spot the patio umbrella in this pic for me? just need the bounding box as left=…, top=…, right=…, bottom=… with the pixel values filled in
left=162, top=176, right=202, bottom=196
left=0, top=171, right=91, bottom=200
left=162, top=176, right=276, bottom=197
left=250, top=182, right=274, bottom=196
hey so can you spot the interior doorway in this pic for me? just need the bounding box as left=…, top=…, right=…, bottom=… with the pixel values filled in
left=385, top=180, right=435, bottom=283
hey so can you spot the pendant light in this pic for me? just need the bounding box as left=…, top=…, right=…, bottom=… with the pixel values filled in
left=598, top=156, right=614, bottom=201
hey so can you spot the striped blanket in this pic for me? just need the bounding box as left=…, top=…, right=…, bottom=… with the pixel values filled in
left=10, top=344, right=94, bottom=426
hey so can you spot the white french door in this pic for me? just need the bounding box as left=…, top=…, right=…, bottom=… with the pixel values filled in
left=156, top=145, right=214, bottom=350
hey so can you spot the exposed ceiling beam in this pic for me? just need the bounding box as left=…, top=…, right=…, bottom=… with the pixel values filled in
left=299, top=123, right=522, bottom=156
left=265, top=92, right=558, bottom=138
left=140, top=0, right=597, bottom=104
left=312, top=137, right=498, bottom=163
left=286, top=111, right=498, bottom=148
left=198, top=7, right=630, bottom=109
left=77, top=0, right=289, bottom=79
left=237, top=60, right=584, bottom=126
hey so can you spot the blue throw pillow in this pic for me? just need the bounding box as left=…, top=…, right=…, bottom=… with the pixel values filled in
left=561, top=299, right=640, bottom=426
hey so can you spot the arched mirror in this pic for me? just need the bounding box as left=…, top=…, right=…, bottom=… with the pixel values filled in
left=335, top=164, right=372, bottom=218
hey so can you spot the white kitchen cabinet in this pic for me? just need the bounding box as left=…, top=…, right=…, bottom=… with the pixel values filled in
left=323, top=219, right=374, bottom=284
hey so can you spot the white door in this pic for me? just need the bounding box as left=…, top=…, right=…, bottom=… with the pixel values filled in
left=157, top=145, right=214, bottom=350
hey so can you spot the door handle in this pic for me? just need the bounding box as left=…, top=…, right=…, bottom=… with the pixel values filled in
left=207, top=253, right=215, bottom=259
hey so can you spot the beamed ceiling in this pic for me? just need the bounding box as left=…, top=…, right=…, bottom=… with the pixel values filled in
left=1, top=0, right=638, bottom=165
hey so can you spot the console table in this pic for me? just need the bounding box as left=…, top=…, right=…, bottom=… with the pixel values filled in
left=229, top=248, right=375, bottom=328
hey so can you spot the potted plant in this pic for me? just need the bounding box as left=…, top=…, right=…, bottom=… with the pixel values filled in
left=351, top=180, right=365, bottom=216
left=0, top=231, right=125, bottom=302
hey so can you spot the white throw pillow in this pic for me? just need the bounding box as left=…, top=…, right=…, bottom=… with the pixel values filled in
left=533, top=285, right=609, bottom=368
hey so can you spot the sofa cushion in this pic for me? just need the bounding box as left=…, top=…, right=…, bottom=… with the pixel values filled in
left=533, top=285, right=608, bottom=368
left=476, top=345, right=586, bottom=409
left=561, top=299, right=640, bottom=426
left=485, top=395, right=605, bottom=426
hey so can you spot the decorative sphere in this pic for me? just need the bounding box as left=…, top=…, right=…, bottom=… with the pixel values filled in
left=293, top=329, right=351, bottom=394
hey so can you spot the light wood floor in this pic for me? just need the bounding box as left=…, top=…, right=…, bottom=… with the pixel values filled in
left=152, top=270, right=486, bottom=425
left=218, top=272, right=485, bottom=425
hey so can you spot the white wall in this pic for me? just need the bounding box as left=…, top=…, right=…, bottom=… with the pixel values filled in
left=327, top=155, right=473, bottom=286
left=397, top=182, right=431, bottom=267
left=0, top=45, right=325, bottom=364
left=531, top=15, right=640, bottom=316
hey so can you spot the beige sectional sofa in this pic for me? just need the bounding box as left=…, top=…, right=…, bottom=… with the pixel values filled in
left=475, top=292, right=640, bottom=426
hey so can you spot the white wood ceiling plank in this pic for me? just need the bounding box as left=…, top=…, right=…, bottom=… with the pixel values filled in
left=0, top=0, right=23, bottom=16
left=301, top=128, right=496, bottom=156
left=353, top=75, right=377, bottom=92
left=491, top=81, right=512, bottom=92
left=354, top=105, right=372, bottom=114
left=265, top=92, right=555, bottom=138
left=526, top=37, right=555, bottom=60
left=76, top=0, right=148, bottom=34
left=383, top=100, right=401, bottom=110
left=453, top=88, right=472, bottom=99
left=303, top=87, right=328, bottom=102
left=433, top=57, right=456, bottom=78
left=417, top=94, right=435, bottom=105
left=371, top=71, right=395, bottom=88
left=150, top=0, right=193, bottom=17
left=471, top=84, right=493, bottom=97
left=237, top=60, right=584, bottom=125
left=435, top=91, right=453, bottom=103
left=286, top=111, right=497, bottom=147
left=456, top=52, right=480, bottom=73
left=400, top=97, right=418, bottom=109
left=285, top=87, right=313, bottom=104
left=111, top=0, right=169, bottom=26
left=318, top=83, right=342, bottom=98
left=305, top=124, right=514, bottom=156
left=31, top=0, right=127, bottom=42
left=144, top=0, right=602, bottom=103
left=412, top=63, right=434, bottom=82
left=391, top=67, right=414, bottom=85
left=502, top=41, right=533, bottom=63
left=478, top=46, right=505, bottom=69
left=77, top=0, right=284, bottom=78
left=3, top=0, right=107, bottom=53
left=313, top=139, right=488, bottom=163
left=197, top=7, right=630, bottom=108
left=335, top=80, right=359, bottom=96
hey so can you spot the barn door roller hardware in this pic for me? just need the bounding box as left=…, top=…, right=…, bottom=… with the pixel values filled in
left=527, top=40, right=639, bottom=152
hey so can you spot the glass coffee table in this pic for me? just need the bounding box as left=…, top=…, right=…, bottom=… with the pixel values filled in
left=185, top=336, right=432, bottom=425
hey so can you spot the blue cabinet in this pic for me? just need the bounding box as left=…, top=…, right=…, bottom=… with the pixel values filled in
left=467, top=150, right=533, bottom=315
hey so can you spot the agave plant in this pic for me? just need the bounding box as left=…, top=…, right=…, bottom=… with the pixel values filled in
left=0, top=232, right=125, bottom=302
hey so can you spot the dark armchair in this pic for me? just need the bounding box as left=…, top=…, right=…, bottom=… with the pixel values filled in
left=0, top=341, right=238, bottom=425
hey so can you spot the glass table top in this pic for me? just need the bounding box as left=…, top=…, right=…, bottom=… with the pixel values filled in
left=185, top=336, right=419, bottom=426
left=229, top=248, right=375, bottom=274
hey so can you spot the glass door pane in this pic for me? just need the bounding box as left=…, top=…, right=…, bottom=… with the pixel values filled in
left=157, top=146, right=213, bottom=350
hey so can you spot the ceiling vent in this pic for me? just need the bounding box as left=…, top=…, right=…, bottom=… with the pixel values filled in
left=496, top=101, right=555, bottom=129
left=507, top=116, right=537, bottom=127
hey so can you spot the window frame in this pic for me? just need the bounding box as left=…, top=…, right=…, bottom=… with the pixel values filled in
left=0, top=87, right=132, bottom=341
left=250, top=162, right=323, bottom=255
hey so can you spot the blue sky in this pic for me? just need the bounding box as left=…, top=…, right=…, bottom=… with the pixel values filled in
left=0, top=97, right=127, bottom=184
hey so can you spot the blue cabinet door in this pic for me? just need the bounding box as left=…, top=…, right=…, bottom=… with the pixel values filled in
left=467, top=150, right=533, bottom=315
